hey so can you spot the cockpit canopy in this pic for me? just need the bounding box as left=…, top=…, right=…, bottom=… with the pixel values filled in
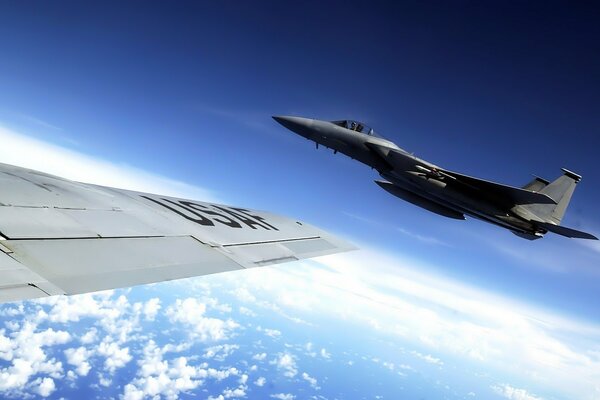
left=331, top=120, right=384, bottom=138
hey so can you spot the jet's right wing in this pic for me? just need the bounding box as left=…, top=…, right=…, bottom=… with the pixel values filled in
left=0, top=163, right=354, bottom=303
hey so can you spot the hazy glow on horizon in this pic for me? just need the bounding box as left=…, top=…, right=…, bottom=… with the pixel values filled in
left=0, top=124, right=218, bottom=202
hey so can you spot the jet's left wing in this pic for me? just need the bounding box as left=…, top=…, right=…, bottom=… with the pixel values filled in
left=375, top=146, right=556, bottom=206
left=0, top=163, right=354, bottom=303
left=438, top=169, right=557, bottom=205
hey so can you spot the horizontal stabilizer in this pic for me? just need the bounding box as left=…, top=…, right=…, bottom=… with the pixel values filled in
left=536, top=222, right=598, bottom=240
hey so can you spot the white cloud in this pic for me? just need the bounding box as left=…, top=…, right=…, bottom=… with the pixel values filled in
left=221, top=386, right=246, bottom=398
left=98, top=374, right=112, bottom=387
left=203, top=344, right=239, bottom=362
left=64, top=347, right=92, bottom=376
left=257, top=326, right=281, bottom=338
left=0, top=290, right=148, bottom=395
left=166, top=298, right=239, bottom=342
left=123, top=383, right=145, bottom=400
left=97, top=339, right=132, bottom=374
left=254, top=376, right=266, bottom=387
left=206, top=366, right=239, bottom=381
left=123, top=339, right=240, bottom=400
left=410, top=351, right=443, bottom=366
left=231, top=287, right=256, bottom=303
left=239, top=307, right=256, bottom=317
left=35, top=291, right=126, bottom=325
left=320, top=348, right=331, bottom=359
left=301, top=372, right=319, bottom=389
left=142, top=298, right=161, bottom=321
left=0, top=305, right=24, bottom=317
left=211, top=245, right=600, bottom=400
left=1, top=123, right=599, bottom=400
left=270, top=394, right=295, bottom=400
left=264, top=328, right=281, bottom=337
left=492, top=384, right=543, bottom=400
left=0, top=322, right=70, bottom=394
left=36, top=377, right=56, bottom=397
left=271, top=352, right=297, bottom=378
left=252, top=352, right=267, bottom=361
left=396, top=227, right=450, bottom=247
left=0, top=124, right=217, bottom=201
left=80, top=328, right=98, bottom=345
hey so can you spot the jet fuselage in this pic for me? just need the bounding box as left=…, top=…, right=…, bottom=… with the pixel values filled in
left=273, top=116, right=596, bottom=240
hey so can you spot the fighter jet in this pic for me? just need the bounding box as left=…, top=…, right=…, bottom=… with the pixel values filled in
left=273, top=116, right=597, bottom=241
left=0, top=162, right=353, bottom=304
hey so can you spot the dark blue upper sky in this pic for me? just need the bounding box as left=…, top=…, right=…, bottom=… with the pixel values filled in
left=0, top=1, right=599, bottom=319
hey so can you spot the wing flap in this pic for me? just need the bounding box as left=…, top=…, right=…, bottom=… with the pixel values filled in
left=3, top=236, right=243, bottom=295
left=0, top=284, right=49, bottom=303
left=1, top=233, right=352, bottom=299
left=220, top=236, right=342, bottom=268
left=0, top=250, right=61, bottom=303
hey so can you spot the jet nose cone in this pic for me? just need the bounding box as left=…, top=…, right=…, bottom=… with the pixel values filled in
left=272, top=115, right=314, bottom=138
left=272, top=115, right=289, bottom=125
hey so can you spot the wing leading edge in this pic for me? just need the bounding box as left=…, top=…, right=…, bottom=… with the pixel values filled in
left=0, top=163, right=354, bottom=303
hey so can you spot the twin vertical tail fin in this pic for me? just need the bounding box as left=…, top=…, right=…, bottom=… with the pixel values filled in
left=522, top=169, right=597, bottom=239
left=527, top=168, right=580, bottom=225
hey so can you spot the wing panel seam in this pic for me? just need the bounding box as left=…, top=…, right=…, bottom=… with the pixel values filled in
left=221, top=236, right=321, bottom=247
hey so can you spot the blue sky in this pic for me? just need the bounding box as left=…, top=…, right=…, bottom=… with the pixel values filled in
left=0, top=2, right=599, bottom=399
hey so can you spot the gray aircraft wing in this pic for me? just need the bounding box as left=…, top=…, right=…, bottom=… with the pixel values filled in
left=381, top=148, right=556, bottom=206
left=0, top=163, right=354, bottom=303
left=438, top=169, right=557, bottom=205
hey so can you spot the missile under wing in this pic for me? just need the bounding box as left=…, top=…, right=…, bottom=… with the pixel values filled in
left=0, top=163, right=353, bottom=303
